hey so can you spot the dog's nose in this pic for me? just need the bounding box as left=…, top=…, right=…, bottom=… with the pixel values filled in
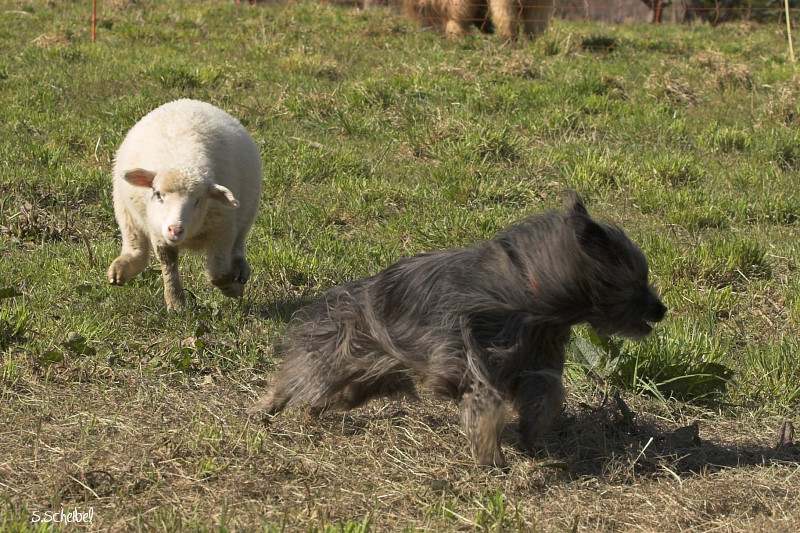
left=650, top=301, right=667, bottom=322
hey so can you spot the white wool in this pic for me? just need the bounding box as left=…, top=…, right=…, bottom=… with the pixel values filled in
left=108, top=99, right=263, bottom=310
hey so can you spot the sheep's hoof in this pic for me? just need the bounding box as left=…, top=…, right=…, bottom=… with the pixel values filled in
left=164, top=290, right=188, bottom=311
left=212, top=279, right=244, bottom=298
left=165, top=300, right=188, bottom=312
left=107, top=256, right=143, bottom=285
left=230, top=257, right=251, bottom=284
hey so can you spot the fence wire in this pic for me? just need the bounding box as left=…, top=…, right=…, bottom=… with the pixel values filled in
left=246, top=0, right=800, bottom=26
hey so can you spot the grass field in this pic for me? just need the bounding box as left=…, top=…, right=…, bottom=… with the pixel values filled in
left=2, top=0, right=800, bottom=530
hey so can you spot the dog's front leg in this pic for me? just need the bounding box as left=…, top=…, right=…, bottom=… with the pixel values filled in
left=516, top=369, right=565, bottom=449
left=459, top=383, right=507, bottom=467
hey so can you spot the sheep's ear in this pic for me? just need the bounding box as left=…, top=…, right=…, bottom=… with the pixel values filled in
left=123, top=168, right=156, bottom=188
left=208, top=184, right=240, bottom=208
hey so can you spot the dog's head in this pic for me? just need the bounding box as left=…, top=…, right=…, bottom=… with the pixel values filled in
left=564, top=192, right=667, bottom=339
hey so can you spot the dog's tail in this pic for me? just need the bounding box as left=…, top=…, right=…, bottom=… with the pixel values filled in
left=250, top=282, right=403, bottom=414
left=459, top=316, right=501, bottom=392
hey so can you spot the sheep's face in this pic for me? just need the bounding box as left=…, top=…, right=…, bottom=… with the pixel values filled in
left=123, top=167, right=240, bottom=244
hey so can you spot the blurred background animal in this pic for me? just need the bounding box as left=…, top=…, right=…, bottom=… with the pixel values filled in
left=402, top=0, right=553, bottom=42
left=402, top=0, right=494, bottom=37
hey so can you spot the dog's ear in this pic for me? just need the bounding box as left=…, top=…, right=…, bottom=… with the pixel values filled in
left=563, top=190, right=588, bottom=215
left=569, top=214, right=611, bottom=260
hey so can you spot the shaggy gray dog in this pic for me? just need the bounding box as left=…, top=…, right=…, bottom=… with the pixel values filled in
left=249, top=192, right=666, bottom=467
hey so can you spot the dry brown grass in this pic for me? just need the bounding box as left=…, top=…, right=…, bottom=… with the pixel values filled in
left=3, top=365, right=798, bottom=531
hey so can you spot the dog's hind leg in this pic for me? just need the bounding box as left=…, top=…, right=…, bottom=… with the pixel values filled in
left=515, top=369, right=565, bottom=448
left=250, top=354, right=416, bottom=415
left=460, top=383, right=507, bottom=467
left=328, top=372, right=418, bottom=410
left=247, top=348, right=351, bottom=415
left=247, top=364, right=318, bottom=415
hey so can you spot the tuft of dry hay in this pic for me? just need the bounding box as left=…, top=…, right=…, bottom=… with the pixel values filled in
left=32, top=32, right=71, bottom=49
left=764, top=81, right=800, bottom=127
left=646, top=71, right=698, bottom=107
left=692, top=50, right=755, bottom=91
left=104, top=0, right=150, bottom=11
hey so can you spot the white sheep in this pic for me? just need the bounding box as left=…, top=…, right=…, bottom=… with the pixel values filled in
left=107, top=99, right=262, bottom=310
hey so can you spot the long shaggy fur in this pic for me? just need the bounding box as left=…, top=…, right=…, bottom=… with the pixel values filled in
left=249, top=192, right=666, bottom=467
left=402, top=0, right=554, bottom=42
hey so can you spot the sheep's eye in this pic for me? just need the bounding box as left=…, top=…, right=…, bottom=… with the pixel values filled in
left=194, top=198, right=200, bottom=207
left=153, top=190, right=163, bottom=202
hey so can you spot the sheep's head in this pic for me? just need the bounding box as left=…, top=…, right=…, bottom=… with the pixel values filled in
left=123, top=167, right=239, bottom=244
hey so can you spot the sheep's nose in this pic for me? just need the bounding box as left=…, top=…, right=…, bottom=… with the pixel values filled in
left=167, top=224, right=184, bottom=240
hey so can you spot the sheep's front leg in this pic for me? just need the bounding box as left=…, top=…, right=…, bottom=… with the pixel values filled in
left=522, top=1, right=554, bottom=37
left=206, top=246, right=248, bottom=299
left=156, top=245, right=186, bottom=311
left=488, top=0, right=520, bottom=44
left=108, top=206, right=151, bottom=285
left=444, top=18, right=472, bottom=39
left=230, top=229, right=252, bottom=286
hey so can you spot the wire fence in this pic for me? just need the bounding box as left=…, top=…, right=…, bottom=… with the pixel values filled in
left=300, top=0, right=799, bottom=25
left=89, top=1, right=798, bottom=45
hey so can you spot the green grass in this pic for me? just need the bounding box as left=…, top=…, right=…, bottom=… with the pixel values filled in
left=2, top=1, right=800, bottom=530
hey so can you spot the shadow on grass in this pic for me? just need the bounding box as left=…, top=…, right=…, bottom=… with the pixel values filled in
left=299, top=392, right=799, bottom=481
left=248, top=295, right=317, bottom=323
left=515, top=396, right=800, bottom=480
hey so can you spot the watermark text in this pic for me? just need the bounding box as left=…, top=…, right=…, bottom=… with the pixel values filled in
left=31, top=507, right=94, bottom=525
